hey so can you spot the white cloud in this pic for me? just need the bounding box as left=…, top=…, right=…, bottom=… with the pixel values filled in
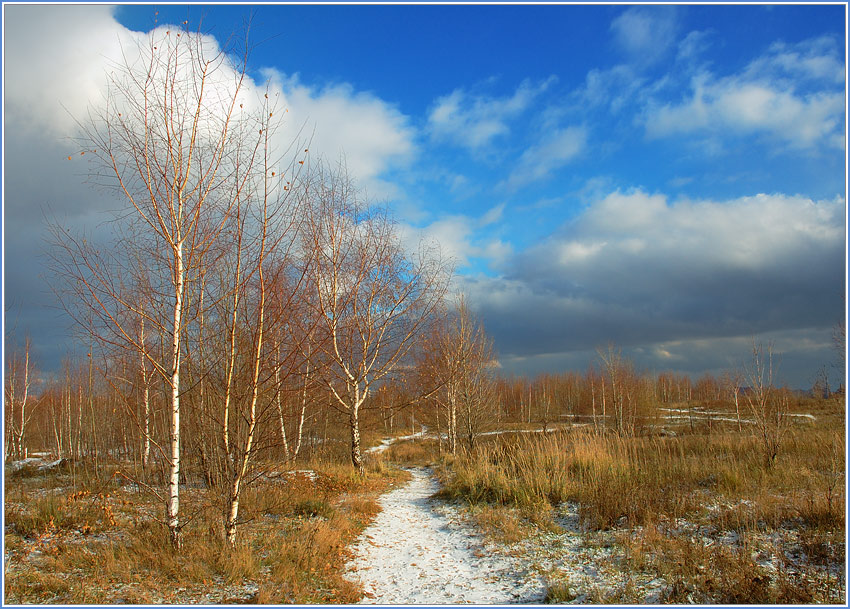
left=4, top=5, right=415, bottom=201
left=398, top=205, right=513, bottom=271
left=743, top=37, right=845, bottom=85
left=427, top=79, right=553, bottom=152
left=506, top=126, right=587, bottom=189
left=262, top=70, right=415, bottom=195
left=480, top=202, right=505, bottom=226
left=566, top=190, right=844, bottom=273
left=579, top=65, right=646, bottom=113
left=676, top=30, right=712, bottom=64
left=610, top=6, right=678, bottom=67
left=3, top=5, right=124, bottom=138
left=410, top=215, right=477, bottom=267
left=644, top=37, right=845, bottom=150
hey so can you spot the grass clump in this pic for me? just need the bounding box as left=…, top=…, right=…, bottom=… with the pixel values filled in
left=543, top=581, right=576, bottom=603
left=440, top=427, right=845, bottom=533
left=384, top=438, right=440, bottom=466
left=291, top=498, right=335, bottom=519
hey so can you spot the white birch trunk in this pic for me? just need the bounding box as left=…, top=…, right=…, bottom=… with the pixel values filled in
left=291, top=356, right=309, bottom=460
left=140, top=314, right=151, bottom=469
left=275, top=360, right=290, bottom=460
left=168, top=237, right=184, bottom=549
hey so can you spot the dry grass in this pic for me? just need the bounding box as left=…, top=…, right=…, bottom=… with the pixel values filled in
left=469, top=504, right=527, bottom=544
left=614, top=522, right=844, bottom=604
left=381, top=438, right=441, bottom=466
left=440, top=426, right=844, bottom=529
left=436, top=407, right=846, bottom=604
left=4, top=459, right=407, bottom=604
left=5, top=397, right=843, bottom=604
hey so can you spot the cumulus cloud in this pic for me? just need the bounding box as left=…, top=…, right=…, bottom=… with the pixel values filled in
left=3, top=5, right=418, bottom=370
left=427, top=78, right=553, bottom=152
left=463, top=190, right=844, bottom=375
left=644, top=37, right=845, bottom=150
left=505, top=126, right=587, bottom=189
left=262, top=70, right=415, bottom=196
left=4, top=5, right=124, bottom=139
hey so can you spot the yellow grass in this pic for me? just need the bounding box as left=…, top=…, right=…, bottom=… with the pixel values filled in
left=4, top=459, right=406, bottom=604
left=437, top=411, right=845, bottom=604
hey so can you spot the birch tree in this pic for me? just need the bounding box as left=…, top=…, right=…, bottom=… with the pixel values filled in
left=722, top=370, right=744, bottom=431
left=4, top=337, right=36, bottom=460
left=742, top=341, right=791, bottom=467
left=210, top=110, right=307, bottom=545
left=303, top=164, right=449, bottom=474
left=420, top=299, right=495, bottom=453
left=53, top=25, right=269, bottom=549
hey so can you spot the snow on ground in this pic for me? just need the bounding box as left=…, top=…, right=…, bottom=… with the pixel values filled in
left=495, top=501, right=671, bottom=604
left=344, top=467, right=544, bottom=604
left=5, top=455, right=67, bottom=473
left=260, top=469, right=318, bottom=482
left=6, top=457, right=46, bottom=472
left=365, top=428, right=429, bottom=454
left=658, top=408, right=816, bottom=424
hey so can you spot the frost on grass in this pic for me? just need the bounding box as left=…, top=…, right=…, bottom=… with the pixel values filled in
left=493, top=500, right=845, bottom=604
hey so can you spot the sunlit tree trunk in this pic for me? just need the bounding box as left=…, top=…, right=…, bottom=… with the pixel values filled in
left=168, top=235, right=185, bottom=549
left=139, top=314, right=151, bottom=469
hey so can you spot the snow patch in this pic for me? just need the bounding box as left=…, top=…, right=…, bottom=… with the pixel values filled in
left=365, top=427, right=429, bottom=454
left=344, top=467, right=544, bottom=603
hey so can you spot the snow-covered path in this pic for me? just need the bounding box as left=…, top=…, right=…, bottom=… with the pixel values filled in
left=344, top=467, right=543, bottom=604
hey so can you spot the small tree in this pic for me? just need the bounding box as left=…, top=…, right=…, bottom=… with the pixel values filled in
left=4, top=337, right=37, bottom=460
left=742, top=341, right=791, bottom=467
left=419, top=299, right=496, bottom=453
left=597, top=344, right=630, bottom=435
left=721, top=369, right=744, bottom=432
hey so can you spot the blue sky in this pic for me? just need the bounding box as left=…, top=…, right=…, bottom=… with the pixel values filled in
left=3, top=3, right=847, bottom=388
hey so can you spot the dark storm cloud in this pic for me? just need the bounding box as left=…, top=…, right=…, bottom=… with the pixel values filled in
left=3, top=4, right=125, bottom=371
left=3, top=132, right=111, bottom=371
left=463, top=189, right=844, bottom=386
left=494, top=328, right=839, bottom=389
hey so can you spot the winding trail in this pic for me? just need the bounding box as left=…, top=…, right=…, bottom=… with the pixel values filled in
left=344, top=467, right=543, bottom=604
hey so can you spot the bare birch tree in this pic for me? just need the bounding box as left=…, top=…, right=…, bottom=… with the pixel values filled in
left=722, top=370, right=744, bottom=431
left=420, top=299, right=495, bottom=453
left=53, top=25, right=269, bottom=548
left=302, top=164, right=449, bottom=474
left=742, top=341, right=791, bottom=467
left=4, top=337, right=36, bottom=460
left=213, top=110, right=307, bottom=546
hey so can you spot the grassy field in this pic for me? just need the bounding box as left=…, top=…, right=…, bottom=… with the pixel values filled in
left=4, top=457, right=408, bottom=604
left=431, top=399, right=846, bottom=603
left=4, top=397, right=845, bottom=604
